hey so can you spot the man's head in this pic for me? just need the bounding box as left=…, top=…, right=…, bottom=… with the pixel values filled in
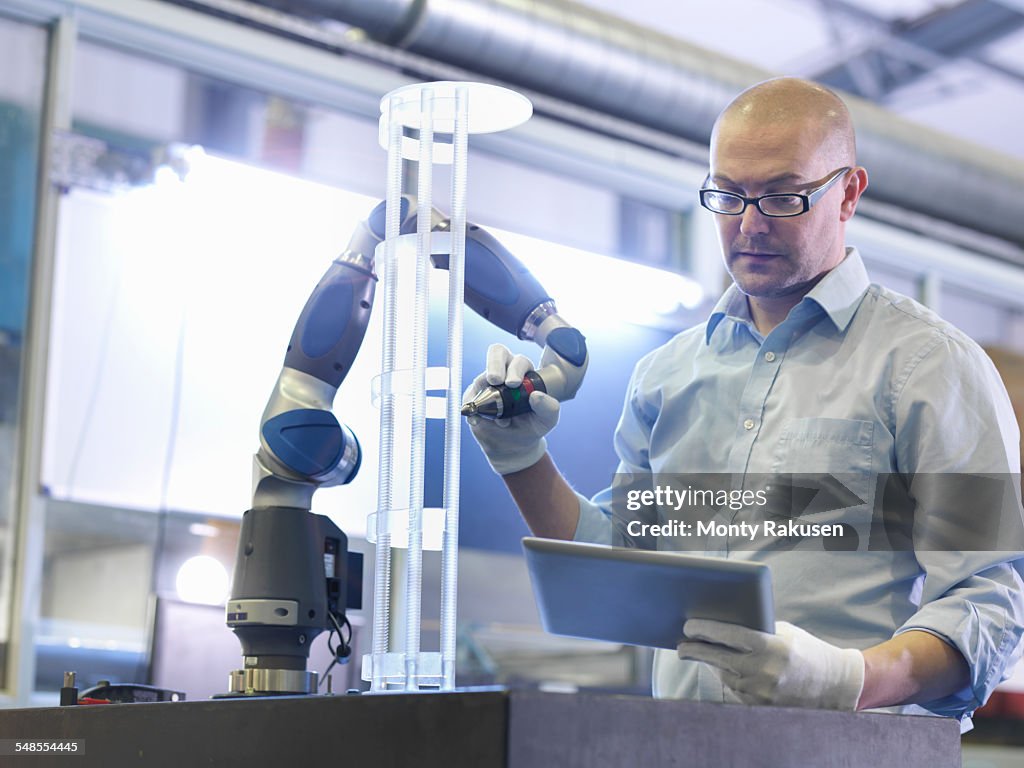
left=707, top=78, right=868, bottom=304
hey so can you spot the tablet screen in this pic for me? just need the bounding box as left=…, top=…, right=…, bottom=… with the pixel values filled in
left=523, top=537, right=775, bottom=649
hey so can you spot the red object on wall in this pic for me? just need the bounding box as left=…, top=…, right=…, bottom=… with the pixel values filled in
left=975, top=690, right=1024, bottom=719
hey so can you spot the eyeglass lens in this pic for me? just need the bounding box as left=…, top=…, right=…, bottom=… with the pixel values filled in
left=702, top=191, right=805, bottom=216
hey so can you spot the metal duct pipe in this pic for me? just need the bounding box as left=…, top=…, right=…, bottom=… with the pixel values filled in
left=271, top=0, right=1024, bottom=248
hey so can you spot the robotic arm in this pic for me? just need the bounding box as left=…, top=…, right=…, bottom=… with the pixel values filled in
left=251, top=220, right=377, bottom=511
left=425, top=197, right=589, bottom=419
left=225, top=216, right=380, bottom=697
left=225, top=196, right=587, bottom=696
left=256, top=194, right=588, bottom=505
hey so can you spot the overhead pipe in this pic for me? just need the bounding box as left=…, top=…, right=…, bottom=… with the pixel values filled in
left=260, top=0, right=1024, bottom=248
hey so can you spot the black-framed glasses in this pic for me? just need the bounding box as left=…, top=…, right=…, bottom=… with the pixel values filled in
left=699, top=167, right=851, bottom=217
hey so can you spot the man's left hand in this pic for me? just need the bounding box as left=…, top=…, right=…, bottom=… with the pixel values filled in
left=677, top=619, right=865, bottom=710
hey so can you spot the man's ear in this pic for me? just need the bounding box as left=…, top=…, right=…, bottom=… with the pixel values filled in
left=839, top=167, right=868, bottom=222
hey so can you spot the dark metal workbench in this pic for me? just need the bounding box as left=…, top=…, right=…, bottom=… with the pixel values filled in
left=0, top=689, right=960, bottom=766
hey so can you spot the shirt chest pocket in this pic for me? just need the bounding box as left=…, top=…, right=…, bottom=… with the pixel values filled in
left=772, top=417, right=874, bottom=472
left=770, top=417, right=876, bottom=528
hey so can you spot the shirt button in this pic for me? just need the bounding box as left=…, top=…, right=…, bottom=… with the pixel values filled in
left=764, top=351, right=776, bottom=362
left=743, top=419, right=755, bottom=430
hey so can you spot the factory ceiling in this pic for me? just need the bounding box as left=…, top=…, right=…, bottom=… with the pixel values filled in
left=184, top=0, right=1024, bottom=254
left=577, top=0, right=1024, bottom=162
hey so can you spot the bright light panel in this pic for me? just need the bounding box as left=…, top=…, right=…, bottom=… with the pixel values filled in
left=492, top=228, right=704, bottom=327
left=175, top=555, right=229, bottom=606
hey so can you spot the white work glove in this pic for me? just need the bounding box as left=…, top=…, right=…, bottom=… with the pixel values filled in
left=676, top=619, right=865, bottom=711
left=462, top=343, right=559, bottom=476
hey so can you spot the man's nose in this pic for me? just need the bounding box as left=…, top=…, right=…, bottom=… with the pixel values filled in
left=739, top=203, right=771, bottom=236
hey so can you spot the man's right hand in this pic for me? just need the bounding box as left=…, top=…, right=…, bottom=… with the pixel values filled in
left=463, top=343, right=560, bottom=475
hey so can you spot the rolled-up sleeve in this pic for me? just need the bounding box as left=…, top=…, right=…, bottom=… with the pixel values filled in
left=574, top=350, right=658, bottom=547
left=893, top=331, right=1024, bottom=717
left=574, top=493, right=613, bottom=544
left=896, top=558, right=1024, bottom=716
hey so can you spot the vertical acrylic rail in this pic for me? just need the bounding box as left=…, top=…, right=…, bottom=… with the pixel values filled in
left=404, top=87, right=434, bottom=689
left=370, top=95, right=404, bottom=692
left=440, top=86, right=469, bottom=691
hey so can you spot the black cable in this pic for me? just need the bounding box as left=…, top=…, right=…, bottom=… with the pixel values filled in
left=318, top=612, right=354, bottom=691
left=65, top=258, right=123, bottom=492
left=329, top=611, right=352, bottom=661
left=158, top=306, right=187, bottom=513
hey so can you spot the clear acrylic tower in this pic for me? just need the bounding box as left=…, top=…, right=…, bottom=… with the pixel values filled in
left=363, top=81, right=531, bottom=691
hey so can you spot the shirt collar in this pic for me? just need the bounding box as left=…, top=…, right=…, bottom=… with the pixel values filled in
left=705, top=247, right=870, bottom=345
left=705, top=283, right=750, bottom=344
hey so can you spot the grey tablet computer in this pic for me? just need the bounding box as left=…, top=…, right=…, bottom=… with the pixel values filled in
left=522, top=537, right=774, bottom=650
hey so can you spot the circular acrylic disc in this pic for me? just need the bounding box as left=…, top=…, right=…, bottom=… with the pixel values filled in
left=378, top=81, right=533, bottom=137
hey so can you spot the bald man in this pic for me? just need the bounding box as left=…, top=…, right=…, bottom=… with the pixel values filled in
left=464, top=78, right=1024, bottom=729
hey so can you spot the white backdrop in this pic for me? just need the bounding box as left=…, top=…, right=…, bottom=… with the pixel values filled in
left=43, top=154, right=383, bottom=536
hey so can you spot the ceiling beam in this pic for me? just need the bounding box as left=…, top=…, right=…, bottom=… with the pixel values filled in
left=812, top=0, right=1024, bottom=98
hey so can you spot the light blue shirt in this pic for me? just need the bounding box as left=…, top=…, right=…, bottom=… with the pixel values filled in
left=574, top=248, right=1024, bottom=725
